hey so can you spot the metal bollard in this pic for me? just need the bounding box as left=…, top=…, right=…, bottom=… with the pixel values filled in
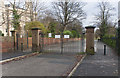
left=21, top=43, right=23, bottom=52
left=104, top=45, right=106, bottom=55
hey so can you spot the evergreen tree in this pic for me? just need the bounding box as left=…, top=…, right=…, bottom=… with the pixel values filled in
left=12, top=4, right=21, bottom=31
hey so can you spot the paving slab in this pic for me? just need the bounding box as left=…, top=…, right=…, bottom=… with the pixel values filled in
left=72, top=41, right=118, bottom=76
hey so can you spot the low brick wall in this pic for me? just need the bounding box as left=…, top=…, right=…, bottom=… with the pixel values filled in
left=43, top=38, right=81, bottom=46
left=0, top=37, right=32, bottom=53
left=17, top=37, right=32, bottom=51
left=0, top=37, right=81, bottom=53
left=28, top=37, right=81, bottom=48
left=0, top=37, right=14, bottom=52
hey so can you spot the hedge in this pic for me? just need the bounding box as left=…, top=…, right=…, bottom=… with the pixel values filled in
left=102, top=35, right=116, bottom=49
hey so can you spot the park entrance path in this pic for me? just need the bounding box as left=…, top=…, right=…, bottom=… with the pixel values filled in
left=1, top=51, right=32, bottom=61
left=2, top=52, right=77, bottom=76
left=2, top=40, right=84, bottom=76
left=72, top=41, right=118, bottom=76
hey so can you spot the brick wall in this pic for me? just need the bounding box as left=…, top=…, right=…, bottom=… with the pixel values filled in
left=17, top=37, right=32, bottom=51
left=18, top=37, right=81, bottom=49
left=0, top=37, right=81, bottom=53
left=0, top=37, right=14, bottom=52
left=0, top=37, right=32, bottom=52
left=40, top=38, right=81, bottom=46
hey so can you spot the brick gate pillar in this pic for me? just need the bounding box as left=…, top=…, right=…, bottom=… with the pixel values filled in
left=11, top=30, right=17, bottom=50
left=85, top=26, right=95, bottom=55
left=31, top=28, right=41, bottom=52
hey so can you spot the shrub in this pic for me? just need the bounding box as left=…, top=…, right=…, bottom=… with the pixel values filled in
left=71, top=30, right=78, bottom=38
left=102, top=34, right=116, bottom=48
left=0, top=30, right=2, bottom=36
left=48, top=22, right=57, bottom=33
left=63, top=30, right=73, bottom=38
left=77, top=52, right=86, bottom=55
left=25, top=21, right=47, bottom=37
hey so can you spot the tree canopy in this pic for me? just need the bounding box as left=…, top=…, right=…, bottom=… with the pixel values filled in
left=94, top=2, right=115, bottom=39
left=52, top=1, right=86, bottom=32
left=25, top=21, right=47, bottom=36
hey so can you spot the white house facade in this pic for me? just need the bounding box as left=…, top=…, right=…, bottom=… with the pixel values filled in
left=0, top=0, right=34, bottom=36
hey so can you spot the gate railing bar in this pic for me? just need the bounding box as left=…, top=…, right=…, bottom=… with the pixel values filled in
left=27, top=31, right=28, bottom=49
left=42, top=34, right=44, bottom=52
left=61, top=32, right=64, bottom=54
left=16, top=33, right=18, bottom=50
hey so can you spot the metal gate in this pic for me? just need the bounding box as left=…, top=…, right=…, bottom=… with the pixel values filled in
left=39, top=32, right=44, bottom=52
left=39, top=33, right=85, bottom=54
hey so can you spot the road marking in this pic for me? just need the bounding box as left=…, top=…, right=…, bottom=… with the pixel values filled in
left=67, top=54, right=86, bottom=78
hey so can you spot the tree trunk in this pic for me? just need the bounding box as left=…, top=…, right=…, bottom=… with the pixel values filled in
left=6, top=9, right=10, bottom=36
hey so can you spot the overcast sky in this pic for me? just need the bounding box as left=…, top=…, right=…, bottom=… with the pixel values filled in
left=83, top=2, right=118, bottom=27
left=4, top=0, right=119, bottom=27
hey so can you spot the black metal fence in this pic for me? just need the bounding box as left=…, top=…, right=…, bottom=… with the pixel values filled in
left=15, top=33, right=32, bottom=52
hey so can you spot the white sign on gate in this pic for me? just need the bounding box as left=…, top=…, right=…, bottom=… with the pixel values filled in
left=48, top=33, right=52, bottom=37
left=64, top=35, right=70, bottom=38
left=55, top=35, right=60, bottom=38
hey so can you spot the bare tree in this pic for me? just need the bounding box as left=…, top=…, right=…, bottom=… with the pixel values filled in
left=0, top=0, right=28, bottom=36
left=6, top=9, right=10, bottom=36
left=52, top=0, right=86, bottom=32
left=0, top=0, right=5, bottom=26
left=0, top=4, right=12, bottom=36
left=52, top=0, right=86, bottom=54
left=94, top=2, right=115, bottom=39
left=0, top=12, right=5, bottom=26
left=9, top=0, right=29, bottom=17
left=1, top=0, right=46, bottom=36
left=25, top=0, right=47, bottom=21
left=9, top=0, right=27, bottom=35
